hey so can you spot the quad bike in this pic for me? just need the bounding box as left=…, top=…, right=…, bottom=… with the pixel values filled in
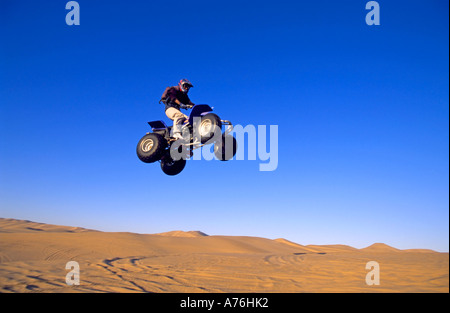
left=136, top=105, right=237, bottom=176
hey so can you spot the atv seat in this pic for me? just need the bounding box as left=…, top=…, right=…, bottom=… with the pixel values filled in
left=148, top=120, right=170, bottom=137
left=148, top=120, right=167, bottom=130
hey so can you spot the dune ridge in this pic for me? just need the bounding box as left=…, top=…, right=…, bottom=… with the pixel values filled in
left=155, top=230, right=209, bottom=237
left=0, top=218, right=435, bottom=253
left=0, top=218, right=448, bottom=293
left=0, top=218, right=95, bottom=233
left=361, top=243, right=402, bottom=253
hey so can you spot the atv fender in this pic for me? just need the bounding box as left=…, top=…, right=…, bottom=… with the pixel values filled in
left=188, top=104, right=213, bottom=125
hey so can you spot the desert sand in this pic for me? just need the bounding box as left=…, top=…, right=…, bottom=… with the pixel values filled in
left=0, top=218, right=448, bottom=293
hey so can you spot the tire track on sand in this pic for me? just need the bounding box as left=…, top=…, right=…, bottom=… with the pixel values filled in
left=97, top=257, right=151, bottom=292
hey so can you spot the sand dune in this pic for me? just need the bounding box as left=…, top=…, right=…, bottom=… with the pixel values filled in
left=156, top=230, right=209, bottom=237
left=0, top=218, right=448, bottom=293
left=0, top=218, right=95, bottom=233
left=361, top=243, right=402, bottom=253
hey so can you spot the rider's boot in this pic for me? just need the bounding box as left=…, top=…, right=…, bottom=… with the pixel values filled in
left=173, top=132, right=183, bottom=141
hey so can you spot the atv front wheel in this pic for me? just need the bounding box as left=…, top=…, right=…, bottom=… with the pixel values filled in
left=214, top=134, right=237, bottom=161
left=195, top=113, right=222, bottom=144
left=136, top=133, right=166, bottom=163
left=161, top=153, right=187, bottom=176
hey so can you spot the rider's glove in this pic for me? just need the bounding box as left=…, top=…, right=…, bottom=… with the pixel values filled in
left=179, top=103, right=190, bottom=110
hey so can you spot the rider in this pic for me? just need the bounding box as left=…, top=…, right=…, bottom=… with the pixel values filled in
left=163, top=79, right=195, bottom=140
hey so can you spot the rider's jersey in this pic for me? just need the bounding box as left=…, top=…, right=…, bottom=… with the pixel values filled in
left=164, top=86, right=191, bottom=111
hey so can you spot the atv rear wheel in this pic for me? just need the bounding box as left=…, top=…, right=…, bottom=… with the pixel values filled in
left=195, top=113, right=222, bottom=144
left=136, top=133, right=166, bottom=163
left=161, top=153, right=187, bottom=176
left=214, top=134, right=237, bottom=161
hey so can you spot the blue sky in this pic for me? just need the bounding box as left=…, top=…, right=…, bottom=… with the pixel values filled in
left=1, top=0, right=448, bottom=252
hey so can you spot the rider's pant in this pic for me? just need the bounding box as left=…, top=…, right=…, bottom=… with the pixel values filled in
left=165, top=107, right=188, bottom=134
